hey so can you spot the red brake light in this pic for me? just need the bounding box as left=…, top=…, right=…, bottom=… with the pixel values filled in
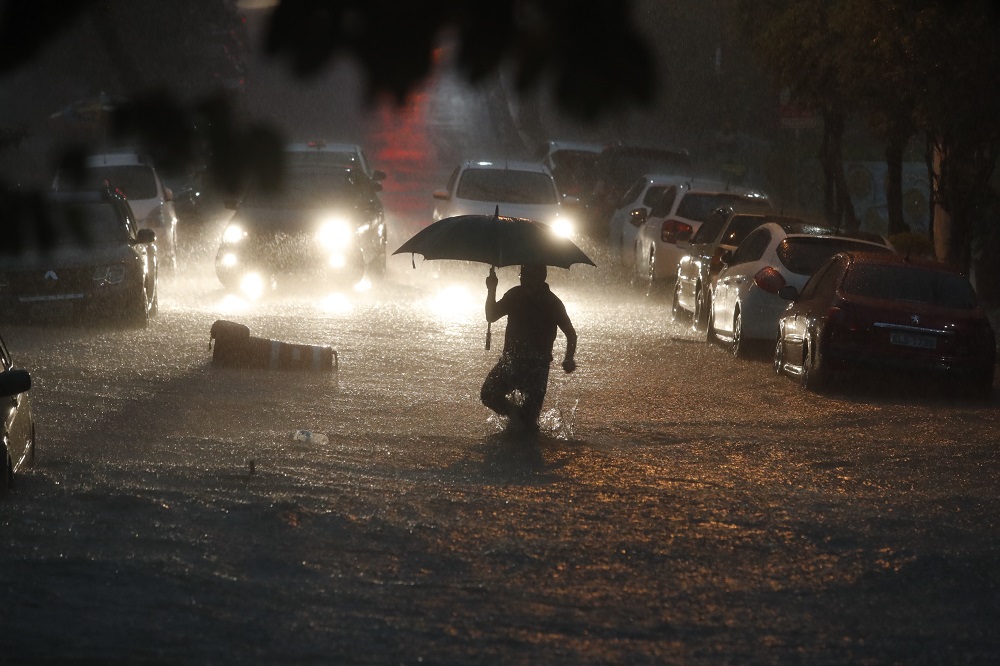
left=660, top=218, right=692, bottom=244
left=753, top=266, right=786, bottom=294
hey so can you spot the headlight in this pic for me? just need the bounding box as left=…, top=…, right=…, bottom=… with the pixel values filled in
left=222, top=224, right=246, bottom=244
left=317, top=217, right=354, bottom=249
left=219, top=252, right=238, bottom=268
left=550, top=216, right=575, bottom=239
left=93, top=264, right=126, bottom=285
left=239, top=272, right=267, bottom=300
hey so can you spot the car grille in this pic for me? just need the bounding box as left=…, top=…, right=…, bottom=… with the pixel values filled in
left=6, top=267, right=93, bottom=302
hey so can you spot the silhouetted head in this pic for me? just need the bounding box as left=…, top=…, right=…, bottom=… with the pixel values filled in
left=519, top=264, right=547, bottom=286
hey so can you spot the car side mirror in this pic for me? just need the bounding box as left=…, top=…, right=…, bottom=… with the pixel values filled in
left=372, top=169, right=387, bottom=182
left=432, top=189, right=450, bottom=200
left=0, top=369, right=31, bottom=397
left=719, top=249, right=733, bottom=265
left=136, top=228, right=156, bottom=244
left=628, top=208, right=648, bottom=227
left=164, top=186, right=173, bottom=202
left=777, top=285, right=799, bottom=301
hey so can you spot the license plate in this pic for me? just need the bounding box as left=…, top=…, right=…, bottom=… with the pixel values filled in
left=890, top=331, right=937, bottom=349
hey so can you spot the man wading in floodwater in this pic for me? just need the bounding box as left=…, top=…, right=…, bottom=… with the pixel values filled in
left=481, top=264, right=577, bottom=432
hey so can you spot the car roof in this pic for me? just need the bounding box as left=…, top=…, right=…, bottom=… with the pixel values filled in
left=679, top=179, right=767, bottom=197
left=84, top=152, right=153, bottom=167
left=842, top=249, right=957, bottom=272
left=542, top=139, right=603, bottom=153
left=459, top=159, right=552, bottom=173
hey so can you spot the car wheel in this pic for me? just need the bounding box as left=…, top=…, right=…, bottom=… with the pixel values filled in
left=149, top=287, right=159, bottom=318
left=124, top=283, right=150, bottom=329
left=706, top=306, right=718, bottom=345
left=731, top=309, right=745, bottom=357
left=693, top=283, right=708, bottom=332
left=1, top=449, right=11, bottom=496
left=801, top=339, right=827, bottom=391
left=773, top=337, right=784, bottom=375
left=670, top=282, right=685, bottom=323
left=641, top=247, right=659, bottom=298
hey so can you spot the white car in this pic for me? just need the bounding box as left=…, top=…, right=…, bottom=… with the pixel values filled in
left=608, top=173, right=690, bottom=267
left=53, top=151, right=179, bottom=272
left=432, top=159, right=578, bottom=240
left=708, top=220, right=894, bottom=356
left=285, top=140, right=386, bottom=183
left=631, top=179, right=771, bottom=294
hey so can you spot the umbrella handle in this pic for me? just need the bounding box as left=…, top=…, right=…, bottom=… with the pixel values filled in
left=486, top=322, right=491, bottom=350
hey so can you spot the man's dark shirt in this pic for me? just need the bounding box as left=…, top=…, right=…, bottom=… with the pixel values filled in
left=493, top=282, right=571, bottom=362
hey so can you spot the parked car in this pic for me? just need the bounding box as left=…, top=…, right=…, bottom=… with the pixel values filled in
left=709, top=222, right=894, bottom=355
left=535, top=139, right=602, bottom=202
left=0, top=332, right=33, bottom=497
left=582, top=143, right=692, bottom=241
left=632, top=180, right=771, bottom=294
left=215, top=165, right=387, bottom=296
left=432, top=159, right=578, bottom=239
left=672, top=209, right=815, bottom=330
left=52, top=151, right=178, bottom=272
left=773, top=251, right=995, bottom=397
left=0, top=189, right=159, bottom=328
left=284, top=139, right=387, bottom=184
left=608, top=173, right=689, bottom=266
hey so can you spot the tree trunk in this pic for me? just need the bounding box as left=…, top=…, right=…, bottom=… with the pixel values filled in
left=884, top=134, right=907, bottom=236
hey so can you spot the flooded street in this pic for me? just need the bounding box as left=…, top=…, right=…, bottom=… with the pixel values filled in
left=2, top=226, right=999, bottom=664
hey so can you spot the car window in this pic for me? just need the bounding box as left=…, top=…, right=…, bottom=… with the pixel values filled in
left=720, top=215, right=768, bottom=247
left=242, top=170, right=366, bottom=208
left=649, top=186, right=678, bottom=217
left=456, top=169, right=557, bottom=204
left=799, top=256, right=840, bottom=300
left=74, top=165, right=159, bottom=199
left=729, top=227, right=771, bottom=265
left=777, top=238, right=894, bottom=276
left=676, top=193, right=770, bottom=223
left=642, top=185, right=668, bottom=208
left=841, top=263, right=979, bottom=309
left=691, top=208, right=730, bottom=243
left=619, top=179, right=646, bottom=208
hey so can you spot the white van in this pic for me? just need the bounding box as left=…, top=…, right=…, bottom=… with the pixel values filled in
left=53, top=152, right=179, bottom=272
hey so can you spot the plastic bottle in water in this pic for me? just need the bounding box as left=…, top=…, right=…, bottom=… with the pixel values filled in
left=291, top=429, right=329, bottom=445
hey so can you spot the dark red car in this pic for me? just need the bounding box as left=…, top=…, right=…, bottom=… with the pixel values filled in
left=774, top=251, right=996, bottom=398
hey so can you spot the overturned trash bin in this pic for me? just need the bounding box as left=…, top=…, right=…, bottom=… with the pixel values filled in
left=209, top=319, right=338, bottom=372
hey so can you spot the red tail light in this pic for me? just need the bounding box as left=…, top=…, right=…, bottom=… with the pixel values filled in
left=753, top=266, right=786, bottom=294
left=660, top=218, right=692, bottom=244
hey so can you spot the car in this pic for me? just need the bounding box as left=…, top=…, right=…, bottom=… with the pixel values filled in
left=773, top=251, right=996, bottom=398
left=432, top=159, right=578, bottom=240
left=582, top=143, right=692, bottom=241
left=632, top=180, right=772, bottom=294
left=535, top=139, right=602, bottom=202
left=608, top=173, right=689, bottom=266
left=672, top=208, right=816, bottom=330
left=284, top=139, right=387, bottom=184
left=52, top=151, right=179, bottom=272
left=708, top=222, right=894, bottom=355
left=214, top=165, right=387, bottom=296
left=0, top=188, right=159, bottom=328
left=0, top=331, right=34, bottom=496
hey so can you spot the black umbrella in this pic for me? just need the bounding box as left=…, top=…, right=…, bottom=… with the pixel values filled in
left=393, top=207, right=596, bottom=269
left=393, top=207, right=596, bottom=348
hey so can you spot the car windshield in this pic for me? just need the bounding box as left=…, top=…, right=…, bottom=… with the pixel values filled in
left=457, top=169, right=557, bottom=204
left=69, top=165, right=159, bottom=199
left=50, top=202, right=128, bottom=246
left=778, top=238, right=893, bottom=275
left=286, top=150, right=360, bottom=171
left=675, top=193, right=770, bottom=222
left=841, top=263, right=979, bottom=309
left=241, top=169, right=367, bottom=208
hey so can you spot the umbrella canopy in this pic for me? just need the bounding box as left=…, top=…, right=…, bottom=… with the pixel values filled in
left=393, top=208, right=596, bottom=269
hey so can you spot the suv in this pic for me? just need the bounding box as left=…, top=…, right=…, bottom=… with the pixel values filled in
left=432, top=159, right=578, bottom=239
left=632, top=180, right=771, bottom=294
left=0, top=188, right=159, bottom=327
left=53, top=152, right=178, bottom=272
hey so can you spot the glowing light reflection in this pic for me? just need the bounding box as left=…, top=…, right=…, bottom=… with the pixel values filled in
left=320, top=293, right=354, bottom=314
left=425, top=284, right=478, bottom=323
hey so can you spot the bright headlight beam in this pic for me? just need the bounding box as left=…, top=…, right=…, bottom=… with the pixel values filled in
left=317, top=218, right=353, bottom=249
left=550, top=217, right=575, bottom=239
left=222, top=224, right=246, bottom=243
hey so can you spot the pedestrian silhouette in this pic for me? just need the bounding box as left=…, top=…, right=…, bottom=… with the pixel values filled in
left=480, top=264, right=577, bottom=432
